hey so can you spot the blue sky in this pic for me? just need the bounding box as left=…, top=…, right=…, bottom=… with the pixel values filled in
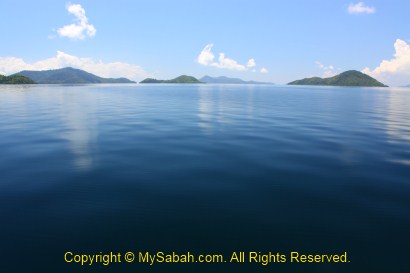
left=0, top=0, right=409, bottom=85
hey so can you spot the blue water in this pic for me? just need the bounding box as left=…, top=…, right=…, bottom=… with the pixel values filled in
left=0, top=84, right=409, bottom=273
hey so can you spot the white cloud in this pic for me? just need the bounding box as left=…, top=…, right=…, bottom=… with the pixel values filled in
left=216, top=53, right=246, bottom=71
left=362, top=39, right=410, bottom=86
left=197, top=44, right=256, bottom=71
left=197, top=44, right=215, bottom=66
left=57, top=3, right=96, bottom=40
left=260, top=67, right=268, bottom=73
left=247, top=58, right=256, bottom=68
left=0, top=51, right=148, bottom=80
left=316, top=61, right=334, bottom=71
left=316, top=61, right=336, bottom=77
left=348, top=2, right=376, bottom=14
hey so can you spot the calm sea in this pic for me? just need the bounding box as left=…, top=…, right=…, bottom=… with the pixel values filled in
left=0, top=84, right=409, bottom=273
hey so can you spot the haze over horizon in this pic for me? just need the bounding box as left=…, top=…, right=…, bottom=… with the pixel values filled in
left=1, top=0, right=409, bottom=86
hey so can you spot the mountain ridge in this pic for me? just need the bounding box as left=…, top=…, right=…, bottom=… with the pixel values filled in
left=13, top=67, right=135, bottom=84
left=200, top=75, right=274, bottom=85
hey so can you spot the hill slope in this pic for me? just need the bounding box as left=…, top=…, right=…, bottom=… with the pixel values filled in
left=200, top=75, right=273, bottom=84
left=14, top=67, right=135, bottom=84
left=0, top=74, right=36, bottom=84
left=140, top=75, right=202, bottom=83
left=288, top=70, right=387, bottom=87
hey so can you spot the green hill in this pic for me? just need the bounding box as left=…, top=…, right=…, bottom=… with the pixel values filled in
left=288, top=70, right=387, bottom=87
left=140, top=78, right=163, bottom=83
left=13, top=67, right=135, bottom=84
left=140, top=75, right=202, bottom=84
left=0, top=74, right=36, bottom=84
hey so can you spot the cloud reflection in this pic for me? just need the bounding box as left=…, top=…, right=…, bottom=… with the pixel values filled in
left=197, top=85, right=214, bottom=133
left=59, top=90, right=97, bottom=170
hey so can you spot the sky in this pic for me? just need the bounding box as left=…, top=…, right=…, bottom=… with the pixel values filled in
left=0, top=0, right=409, bottom=85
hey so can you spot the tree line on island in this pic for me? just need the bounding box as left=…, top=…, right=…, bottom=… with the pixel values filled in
left=0, top=67, right=397, bottom=87
left=140, top=75, right=202, bottom=84
left=288, top=70, right=387, bottom=87
left=0, top=74, right=36, bottom=84
left=140, top=75, right=274, bottom=84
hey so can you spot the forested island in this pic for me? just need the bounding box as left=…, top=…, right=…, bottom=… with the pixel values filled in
left=288, top=70, right=387, bottom=87
left=140, top=75, right=202, bottom=83
left=0, top=75, right=36, bottom=84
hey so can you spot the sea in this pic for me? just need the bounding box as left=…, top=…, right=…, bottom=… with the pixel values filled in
left=0, top=84, right=409, bottom=273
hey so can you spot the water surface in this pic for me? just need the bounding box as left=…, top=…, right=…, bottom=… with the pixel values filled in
left=1, top=84, right=409, bottom=272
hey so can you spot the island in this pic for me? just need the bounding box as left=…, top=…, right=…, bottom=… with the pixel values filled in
left=288, top=70, right=387, bottom=87
left=0, top=74, right=36, bottom=84
left=13, top=67, right=135, bottom=84
left=140, top=75, right=202, bottom=84
left=200, top=75, right=273, bottom=85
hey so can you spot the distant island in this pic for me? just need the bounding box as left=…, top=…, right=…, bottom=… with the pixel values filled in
left=200, top=75, right=273, bottom=85
left=288, top=70, right=387, bottom=87
left=140, top=75, right=202, bottom=84
left=0, top=74, right=36, bottom=84
left=13, top=67, right=135, bottom=84
left=2, top=68, right=391, bottom=87
left=140, top=75, right=274, bottom=84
